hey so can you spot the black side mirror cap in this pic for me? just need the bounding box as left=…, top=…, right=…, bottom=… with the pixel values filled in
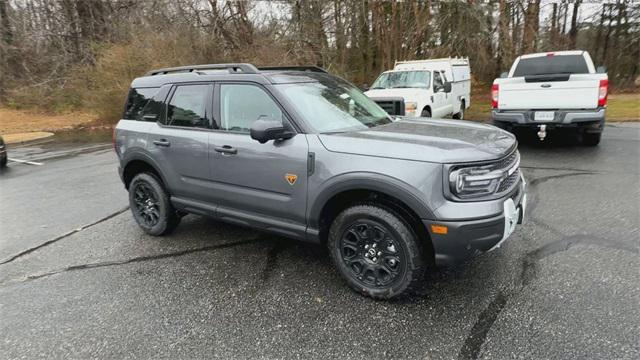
left=500, top=72, right=508, bottom=78
left=250, top=118, right=294, bottom=144
left=443, top=81, right=452, bottom=93
left=362, top=84, right=369, bottom=91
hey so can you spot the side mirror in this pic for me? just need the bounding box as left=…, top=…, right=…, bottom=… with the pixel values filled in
left=596, top=66, right=607, bottom=74
left=500, top=72, right=508, bottom=78
left=250, top=117, right=293, bottom=144
left=443, top=82, right=452, bottom=93
left=361, top=84, right=369, bottom=91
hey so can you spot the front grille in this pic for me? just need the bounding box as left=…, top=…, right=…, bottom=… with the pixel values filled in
left=373, top=98, right=405, bottom=116
left=493, top=150, right=518, bottom=171
left=498, top=170, right=520, bottom=193
left=493, top=150, right=520, bottom=195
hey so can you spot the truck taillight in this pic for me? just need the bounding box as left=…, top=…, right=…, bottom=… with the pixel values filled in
left=491, top=84, right=499, bottom=108
left=598, top=79, right=608, bottom=107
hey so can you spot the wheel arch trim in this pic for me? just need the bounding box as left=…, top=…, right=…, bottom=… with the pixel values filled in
left=121, top=152, right=169, bottom=189
left=308, top=172, right=435, bottom=231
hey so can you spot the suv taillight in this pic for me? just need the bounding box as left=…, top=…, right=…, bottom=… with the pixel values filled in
left=598, top=79, right=608, bottom=107
left=491, top=84, right=499, bottom=108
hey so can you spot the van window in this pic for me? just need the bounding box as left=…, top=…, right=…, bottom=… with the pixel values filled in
left=123, top=87, right=159, bottom=120
left=513, top=55, right=589, bottom=76
left=371, top=71, right=431, bottom=89
left=433, top=71, right=444, bottom=90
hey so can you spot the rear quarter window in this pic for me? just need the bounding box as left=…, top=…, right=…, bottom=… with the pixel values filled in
left=513, top=55, right=589, bottom=77
left=123, top=87, right=160, bottom=120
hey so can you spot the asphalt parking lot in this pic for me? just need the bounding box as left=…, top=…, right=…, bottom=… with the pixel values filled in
left=1, top=124, right=638, bottom=359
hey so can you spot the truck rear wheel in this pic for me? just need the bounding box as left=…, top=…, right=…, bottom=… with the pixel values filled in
left=421, top=109, right=432, bottom=118
left=328, top=204, right=427, bottom=299
left=581, top=132, right=601, bottom=146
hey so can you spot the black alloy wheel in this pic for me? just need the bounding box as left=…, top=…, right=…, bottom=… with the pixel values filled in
left=339, top=220, right=406, bottom=288
left=132, top=182, right=161, bottom=228
left=128, top=173, right=180, bottom=236
left=328, top=204, right=427, bottom=299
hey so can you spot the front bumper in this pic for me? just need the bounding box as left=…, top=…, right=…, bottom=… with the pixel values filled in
left=424, top=175, right=527, bottom=266
left=492, top=108, right=605, bottom=133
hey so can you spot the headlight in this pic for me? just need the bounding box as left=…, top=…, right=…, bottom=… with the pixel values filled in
left=448, top=152, right=520, bottom=199
left=405, top=102, right=417, bottom=116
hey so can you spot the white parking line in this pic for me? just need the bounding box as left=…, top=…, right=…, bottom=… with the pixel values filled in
left=8, top=158, right=44, bottom=166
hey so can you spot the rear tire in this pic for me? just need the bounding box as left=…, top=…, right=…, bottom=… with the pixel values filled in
left=453, top=101, right=465, bottom=120
left=328, top=204, right=427, bottom=299
left=581, top=132, right=601, bottom=146
left=129, top=173, right=180, bottom=236
left=0, top=155, right=6, bottom=168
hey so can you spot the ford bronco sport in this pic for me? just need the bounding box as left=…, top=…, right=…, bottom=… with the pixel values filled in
left=115, top=63, right=526, bottom=299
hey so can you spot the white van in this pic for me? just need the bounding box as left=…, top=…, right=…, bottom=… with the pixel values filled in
left=364, top=58, right=471, bottom=119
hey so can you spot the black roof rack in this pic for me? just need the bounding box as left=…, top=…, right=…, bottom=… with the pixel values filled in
left=258, top=66, right=327, bottom=73
left=145, top=63, right=259, bottom=76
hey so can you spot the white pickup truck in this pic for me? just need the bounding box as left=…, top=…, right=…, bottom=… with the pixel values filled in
left=492, top=50, right=608, bottom=146
left=364, top=58, right=471, bottom=119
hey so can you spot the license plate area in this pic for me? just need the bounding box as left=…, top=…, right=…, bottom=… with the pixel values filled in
left=534, top=111, right=555, bottom=122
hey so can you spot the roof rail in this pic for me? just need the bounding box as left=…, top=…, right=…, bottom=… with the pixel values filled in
left=258, top=66, right=327, bottom=73
left=145, top=63, right=259, bottom=76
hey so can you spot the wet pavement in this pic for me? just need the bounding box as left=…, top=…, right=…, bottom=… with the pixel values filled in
left=0, top=125, right=638, bottom=359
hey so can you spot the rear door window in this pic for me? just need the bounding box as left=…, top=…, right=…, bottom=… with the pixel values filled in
left=513, top=55, right=589, bottom=76
left=123, top=87, right=159, bottom=120
left=166, top=84, right=213, bottom=129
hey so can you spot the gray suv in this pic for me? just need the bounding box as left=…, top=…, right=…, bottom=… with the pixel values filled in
left=115, top=63, right=526, bottom=299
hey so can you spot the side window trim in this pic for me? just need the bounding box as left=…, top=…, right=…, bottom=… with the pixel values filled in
left=213, top=81, right=297, bottom=135
left=160, top=82, right=214, bottom=130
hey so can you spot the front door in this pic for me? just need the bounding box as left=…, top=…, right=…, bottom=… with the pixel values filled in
left=431, top=70, right=448, bottom=118
left=208, top=83, right=309, bottom=235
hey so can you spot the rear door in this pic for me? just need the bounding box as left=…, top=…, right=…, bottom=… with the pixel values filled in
left=147, top=83, right=214, bottom=201
left=207, top=82, right=309, bottom=237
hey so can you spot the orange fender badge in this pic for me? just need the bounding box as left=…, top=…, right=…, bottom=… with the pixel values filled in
left=285, top=174, right=298, bottom=185
left=284, top=174, right=298, bottom=185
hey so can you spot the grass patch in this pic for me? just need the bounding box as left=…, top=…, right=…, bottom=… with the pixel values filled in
left=464, top=92, right=639, bottom=122
left=0, top=108, right=98, bottom=135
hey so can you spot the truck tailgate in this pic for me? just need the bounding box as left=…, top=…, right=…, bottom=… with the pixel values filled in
left=499, top=75, right=599, bottom=110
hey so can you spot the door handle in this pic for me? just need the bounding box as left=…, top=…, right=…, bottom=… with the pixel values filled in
left=153, top=139, right=171, bottom=147
left=214, top=145, right=237, bottom=155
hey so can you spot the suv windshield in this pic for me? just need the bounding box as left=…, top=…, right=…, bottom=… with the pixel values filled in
left=370, top=71, right=431, bottom=89
left=513, top=55, right=589, bottom=76
left=277, top=78, right=391, bottom=133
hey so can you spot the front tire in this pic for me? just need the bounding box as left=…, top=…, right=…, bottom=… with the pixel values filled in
left=129, top=173, right=180, bottom=236
left=421, top=109, right=432, bottom=118
left=328, top=204, right=427, bottom=299
left=453, top=101, right=465, bottom=120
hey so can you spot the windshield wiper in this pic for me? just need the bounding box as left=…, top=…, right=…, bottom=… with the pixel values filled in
left=391, top=86, right=410, bottom=88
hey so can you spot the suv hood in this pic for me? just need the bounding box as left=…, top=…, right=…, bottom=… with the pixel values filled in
left=318, top=119, right=516, bottom=163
